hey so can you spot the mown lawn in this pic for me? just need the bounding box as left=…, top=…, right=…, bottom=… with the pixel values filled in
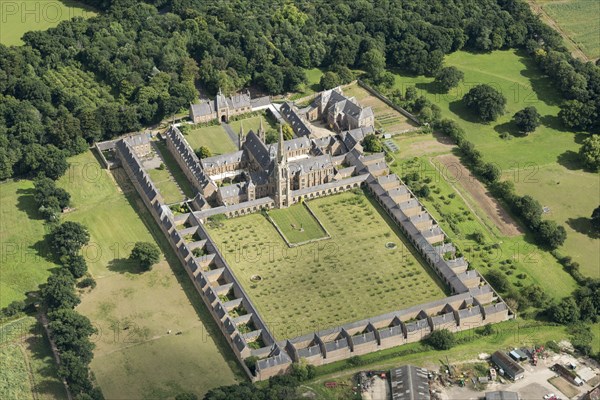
left=183, top=124, right=237, bottom=155
left=0, top=180, right=59, bottom=308
left=0, top=0, right=96, bottom=46
left=207, top=189, right=448, bottom=340
left=268, top=203, right=327, bottom=244
left=55, top=151, right=242, bottom=398
left=392, top=49, right=599, bottom=278
left=228, top=113, right=278, bottom=136
left=147, top=167, right=184, bottom=204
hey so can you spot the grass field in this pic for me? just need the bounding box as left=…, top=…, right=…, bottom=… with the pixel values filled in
left=153, top=141, right=194, bottom=199
left=391, top=49, right=599, bottom=278
left=289, top=68, right=325, bottom=100
left=0, top=317, right=65, bottom=400
left=208, top=189, right=447, bottom=340
left=147, top=167, right=184, bottom=204
left=55, top=151, right=242, bottom=398
left=537, top=0, right=600, bottom=60
left=0, top=0, right=96, bottom=46
left=387, top=153, right=577, bottom=301
left=0, top=180, right=59, bottom=308
left=268, top=203, right=327, bottom=244
left=227, top=114, right=278, bottom=137
left=183, top=124, right=237, bottom=155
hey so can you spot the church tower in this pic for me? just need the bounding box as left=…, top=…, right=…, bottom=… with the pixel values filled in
left=274, top=125, right=291, bottom=208
left=258, top=116, right=266, bottom=143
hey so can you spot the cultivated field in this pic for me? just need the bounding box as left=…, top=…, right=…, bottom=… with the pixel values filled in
left=343, top=83, right=418, bottom=134
left=268, top=203, right=327, bottom=244
left=56, top=152, right=242, bottom=398
left=0, top=180, right=59, bottom=308
left=392, top=49, right=599, bottom=278
left=532, top=0, right=600, bottom=61
left=183, top=124, right=237, bottom=155
left=0, top=0, right=96, bottom=46
left=43, top=66, right=114, bottom=108
left=207, top=189, right=447, bottom=340
left=0, top=317, right=65, bottom=400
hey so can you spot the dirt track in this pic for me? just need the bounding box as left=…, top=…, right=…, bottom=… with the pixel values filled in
left=434, top=154, right=523, bottom=237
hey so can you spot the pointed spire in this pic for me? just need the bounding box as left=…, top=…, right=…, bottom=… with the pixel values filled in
left=240, top=120, right=244, bottom=137
left=278, top=124, right=285, bottom=162
left=259, top=116, right=264, bottom=134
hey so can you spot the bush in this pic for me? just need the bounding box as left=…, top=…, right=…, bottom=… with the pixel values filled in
left=362, top=134, right=383, bottom=153
left=77, top=277, right=97, bottom=289
left=485, top=270, right=510, bottom=292
left=425, top=329, right=456, bottom=350
left=513, top=106, right=541, bottom=134
left=2, top=300, right=26, bottom=317
left=536, top=220, right=567, bottom=249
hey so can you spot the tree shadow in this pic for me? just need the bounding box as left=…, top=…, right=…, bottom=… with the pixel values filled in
left=16, top=188, right=43, bottom=220
left=107, top=257, right=145, bottom=274
left=448, top=100, right=481, bottom=123
left=24, top=322, right=68, bottom=398
left=566, top=217, right=599, bottom=239
left=416, top=81, right=444, bottom=95
left=494, top=121, right=520, bottom=137
left=540, top=115, right=570, bottom=132
left=556, top=150, right=583, bottom=171
left=516, top=52, right=562, bottom=107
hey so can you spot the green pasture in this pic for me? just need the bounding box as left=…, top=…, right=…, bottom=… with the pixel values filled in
left=392, top=49, right=599, bottom=278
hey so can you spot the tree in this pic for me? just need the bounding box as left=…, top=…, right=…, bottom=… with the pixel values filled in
left=434, top=66, right=464, bottom=92
left=195, top=146, right=211, bottom=159
left=51, top=222, right=90, bottom=257
left=42, top=271, right=80, bottom=310
left=591, top=206, right=600, bottom=232
left=549, top=297, right=580, bottom=324
left=58, top=350, right=93, bottom=394
left=62, top=255, right=88, bottom=278
left=130, top=242, right=161, bottom=271
left=514, top=195, right=543, bottom=229
left=463, top=84, right=506, bottom=122
left=513, top=106, right=541, bottom=134
left=536, top=220, right=567, bottom=249
left=559, top=100, right=597, bottom=131
left=426, top=329, right=456, bottom=350
left=175, top=393, right=198, bottom=400
left=360, top=48, right=386, bottom=79
left=485, top=270, right=510, bottom=292
left=579, top=135, right=600, bottom=171
left=362, top=134, right=383, bottom=153
left=320, top=71, right=340, bottom=90
left=281, top=124, right=294, bottom=140
left=48, top=308, right=96, bottom=363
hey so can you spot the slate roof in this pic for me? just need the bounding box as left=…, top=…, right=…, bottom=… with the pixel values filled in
left=485, top=391, right=519, bottom=400
left=290, top=154, right=333, bottom=174
left=190, top=101, right=215, bottom=118
left=245, top=131, right=273, bottom=170
left=390, top=365, right=431, bottom=400
left=201, top=151, right=244, bottom=170
left=281, top=102, right=311, bottom=137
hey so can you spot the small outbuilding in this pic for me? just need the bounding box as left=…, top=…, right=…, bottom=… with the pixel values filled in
left=390, top=365, right=431, bottom=400
left=491, top=351, right=525, bottom=380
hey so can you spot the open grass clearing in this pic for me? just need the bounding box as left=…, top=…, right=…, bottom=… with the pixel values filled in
left=53, top=151, right=242, bottom=397
left=153, top=141, right=194, bottom=199
left=0, top=317, right=66, bottom=400
left=0, top=0, right=96, bottom=46
left=227, top=113, right=278, bottom=136
left=288, top=68, right=325, bottom=101
left=207, top=189, right=448, bottom=340
left=391, top=49, right=599, bottom=278
left=0, top=180, right=59, bottom=308
left=268, top=203, right=327, bottom=244
left=182, top=124, right=237, bottom=156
